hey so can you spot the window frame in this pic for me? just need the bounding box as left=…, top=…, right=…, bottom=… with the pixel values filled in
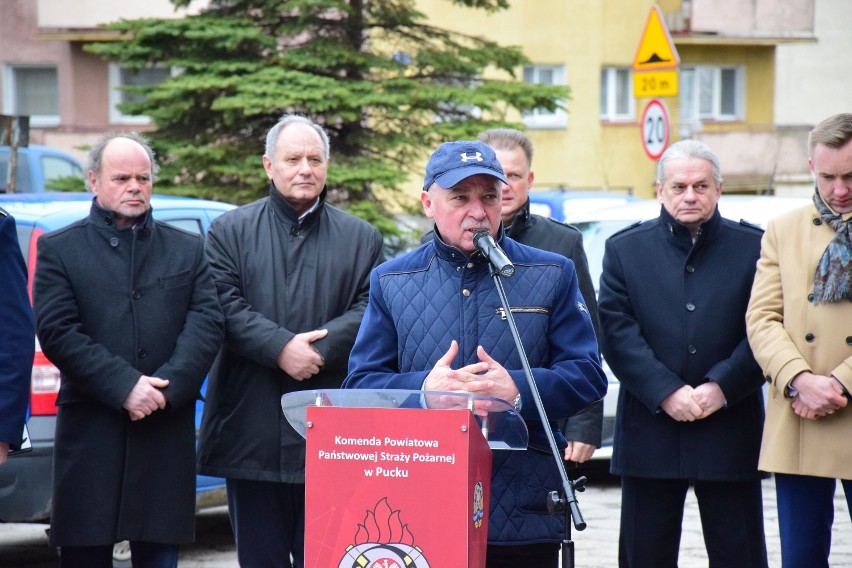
left=2, top=64, right=60, bottom=127
left=108, top=63, right=175, bottom=125
left=522, top=64, right=568, bottom=129
left=600, top=67, right=635, bottom=122
left=680, top=65, right=745, bottom=122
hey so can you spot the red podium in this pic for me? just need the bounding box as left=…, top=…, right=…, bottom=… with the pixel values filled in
left=282, top=389, right=528, bottom=568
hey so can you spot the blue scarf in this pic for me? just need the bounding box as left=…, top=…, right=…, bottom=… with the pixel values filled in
left=812, top=190, right=852, bottom=304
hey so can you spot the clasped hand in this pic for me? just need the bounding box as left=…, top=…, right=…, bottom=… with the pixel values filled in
left=423, top=340, right=519, bottom=416
left=790, top=371, right=847, bottom=420
left=660, top=382, right=725, bottom=422
left=278, top=329, right=328, bottom=381
left=123, top=375, right=170, bottom=421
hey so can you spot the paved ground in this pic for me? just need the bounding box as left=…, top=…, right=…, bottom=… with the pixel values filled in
left=1, top=469, right=849, bottom=566
left=569, top=467, right=852, bottom=568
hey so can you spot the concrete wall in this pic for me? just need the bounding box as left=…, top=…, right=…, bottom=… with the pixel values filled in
left=775, top=0, right=852, bottom=126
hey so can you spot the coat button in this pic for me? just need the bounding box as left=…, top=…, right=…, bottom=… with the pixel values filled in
left=805, top=333, right=815, bottom=342
left=813, top=218, right=822, bottom=225
left=808, top=293, right=815, bottom=303
left=110, top=237, right=119, bottom=247
left=687, top=345, right=697, bottom=354
left=685, top=265, right=695, bottom=273
left=467, top=262, right=474, bottom=269
left=137, top=348, right=147, bottom=358
left=105, top=217, right=113, bottom=225
left=846, top=336, right=852, bottom=345
left=462, top=289, right=470, bottom=297
left=132, top=290, right=141, bottom=300
left=686, top=302, right=696, bottom=311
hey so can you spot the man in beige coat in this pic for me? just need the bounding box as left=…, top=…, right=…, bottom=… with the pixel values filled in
left=746, top=112, right=852, bottom=568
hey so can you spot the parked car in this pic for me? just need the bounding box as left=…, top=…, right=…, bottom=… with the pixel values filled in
left=0, top=145, right=84, bottom=194
left=528, top=190, right=639, bottom=223
left=563, top=194, right=811, bottom=461
left=0, top=192, right=235, bottom=526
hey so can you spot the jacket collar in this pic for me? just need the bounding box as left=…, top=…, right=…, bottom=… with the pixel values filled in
left=658, top=204, right=722, bottom=244
left=505, top=199, right=532, bottom=239
left=268, top=183, right=327, bottom=227
left=88, top=196, right=154, bottom=236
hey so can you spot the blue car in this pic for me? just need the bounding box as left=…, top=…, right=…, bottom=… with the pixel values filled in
left=0, top=192, right=235, bottom=524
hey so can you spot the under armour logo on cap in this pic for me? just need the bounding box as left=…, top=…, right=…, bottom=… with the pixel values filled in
left=423, top=140, right=508, bottom=190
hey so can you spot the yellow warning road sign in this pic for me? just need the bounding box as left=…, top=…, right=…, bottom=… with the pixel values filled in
left=632, top=6, right=680, bottom=71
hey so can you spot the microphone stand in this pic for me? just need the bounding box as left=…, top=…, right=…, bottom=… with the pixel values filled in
left=486, top=263, right=588, bottom=568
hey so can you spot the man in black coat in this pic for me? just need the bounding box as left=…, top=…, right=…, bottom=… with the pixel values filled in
left=422, top=128, right=604, bottom=462
left=598, top=140, right=768, bottom=567
left=34, top=133, right=224, bottom=567
left=0, top=207, right=34, bottom=465
left=198, top=115, right=385, bottom=567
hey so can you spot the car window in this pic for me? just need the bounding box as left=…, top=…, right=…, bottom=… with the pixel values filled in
left=161, top=218, right=203, bottom=235
left=41, top=155, right=83, bottom=183
left=0, top=154, right=33, bottom=193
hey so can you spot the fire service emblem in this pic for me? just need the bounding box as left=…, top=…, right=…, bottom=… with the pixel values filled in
left=338, top=497, right=431, bottom=568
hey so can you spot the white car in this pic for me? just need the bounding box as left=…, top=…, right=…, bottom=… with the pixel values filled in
left=570, top=194, right=810, bottom=461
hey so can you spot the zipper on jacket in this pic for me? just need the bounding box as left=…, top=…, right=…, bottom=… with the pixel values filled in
left=496, top=307, right=549, bottom=320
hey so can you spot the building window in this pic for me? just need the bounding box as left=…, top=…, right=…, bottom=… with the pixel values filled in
left=109, top=64, right=173, bottom=125
left=3, top=65, right=60, bottom=127
left=600, top=67, right=634, bottom=121
left=680, top=65, right=744, bottom=124
left=522, top=64, right=567, bottom=129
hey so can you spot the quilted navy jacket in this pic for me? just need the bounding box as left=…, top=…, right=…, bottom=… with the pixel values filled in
left=344, top=229, right=606, bottom=544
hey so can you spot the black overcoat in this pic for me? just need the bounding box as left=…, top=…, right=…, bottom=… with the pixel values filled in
left=34, top=200, right=224, bottom=546
left=197, top=187, right=385, bottom=483
left=599, top=206, right=766, bottom=480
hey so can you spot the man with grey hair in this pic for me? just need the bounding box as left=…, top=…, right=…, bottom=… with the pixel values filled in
left=345, top=138, right=606, bottom=566
left=198, top=114, right=385, bottom=567
left=34, top=132, right=224, bottom=567
left=421, top=128, right=605, bottom=463
left=598, top=139, right=769, bottom=566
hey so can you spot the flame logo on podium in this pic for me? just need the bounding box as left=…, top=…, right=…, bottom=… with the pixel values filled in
left=338, top=497, right=431, bottom=568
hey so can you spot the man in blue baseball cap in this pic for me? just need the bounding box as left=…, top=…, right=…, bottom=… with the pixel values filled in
left=344, top=140, right=606, bottom=567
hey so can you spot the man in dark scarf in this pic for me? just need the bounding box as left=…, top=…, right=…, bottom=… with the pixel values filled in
left=746, top=112, right=852, bottom=568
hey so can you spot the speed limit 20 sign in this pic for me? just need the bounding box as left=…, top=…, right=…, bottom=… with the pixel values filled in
left=641, top=99, right=670, bottom=161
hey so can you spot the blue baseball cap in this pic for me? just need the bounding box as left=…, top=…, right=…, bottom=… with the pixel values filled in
left=423, top=140, right=508, bottom=190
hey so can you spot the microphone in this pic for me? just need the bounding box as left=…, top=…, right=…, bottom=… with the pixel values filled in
left=473, top=230, right=515, bottom=277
